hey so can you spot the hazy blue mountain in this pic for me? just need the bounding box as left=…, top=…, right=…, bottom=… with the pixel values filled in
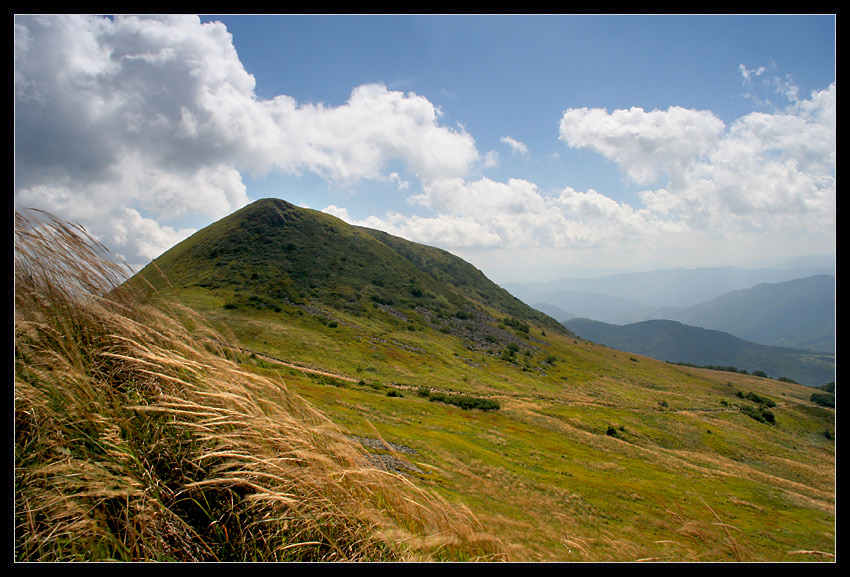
left=592, top=275, right=835, bottom=353
left=507, top=269, right=835, bottom=354
left=662, top=275, right=835, bottom=353
left=527, top=290, right=643, bottom=324
left=531, top=302, right=576, bottom=323
left=564, top=318, right=835, bottom=387
left=503, top=265, right=835, bottom=309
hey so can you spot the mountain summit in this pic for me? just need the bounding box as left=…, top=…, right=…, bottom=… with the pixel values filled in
left=131, top=198, right=565, bottom=336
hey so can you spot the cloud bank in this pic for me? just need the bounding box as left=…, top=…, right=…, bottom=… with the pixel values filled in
left=337, top=83, right=835, bottom=273
left=15, top=14, right=835, bottom=277
left=14, top=15, right=479, bottom=266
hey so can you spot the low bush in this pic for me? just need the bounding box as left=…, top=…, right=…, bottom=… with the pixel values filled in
left=811, top=392, right=835, bottom=408
left=427, top=391, right=500, bottom=411
left=740, top=404, right=776, bottom=425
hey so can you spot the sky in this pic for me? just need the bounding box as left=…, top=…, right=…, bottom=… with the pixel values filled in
left=13, top=14, right=836, bottom=283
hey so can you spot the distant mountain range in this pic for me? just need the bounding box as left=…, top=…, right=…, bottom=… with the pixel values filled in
left=563, top=318, right=835, bottom=387
left=652, top=275, right=835, bottom=353
left=505, top=268, right=835, bottom=354
left=503, top=265, right=835, bottom=310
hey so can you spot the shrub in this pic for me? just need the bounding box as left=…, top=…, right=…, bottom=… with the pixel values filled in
left=740, top=404, right=776, bottom=425
left=811, top=392, right=835, bottom=408
left=745, top=391, right=776, bottom=408
left=736, top=390, right=776, bottom=408
left=427, top=392, right=500, bottom=411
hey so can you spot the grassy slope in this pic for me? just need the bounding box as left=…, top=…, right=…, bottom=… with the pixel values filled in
left=179, top=300, right=835, bottom=562
left=127, top=199, right=836, bottom=562
left=133, top=198, right=564, bottom=336
left=14, top=210, right=506, bottom=562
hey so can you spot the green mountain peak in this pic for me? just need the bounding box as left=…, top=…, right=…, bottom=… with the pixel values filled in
left=131, top=197, right=566, bottom=338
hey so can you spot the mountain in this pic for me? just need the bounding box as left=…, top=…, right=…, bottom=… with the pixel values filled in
left=503, top=264, right=835, bottom=313
left=563, top=318, right=835, bottom=387
left=109, top=199, right=835, bottom=561
left=531, top=302, right=576, bottom=322
left=659, top=275, right=835, bottom=353
left=508, top=271, right=835, bottom=354
left=132, top=198, right=565, bottom=336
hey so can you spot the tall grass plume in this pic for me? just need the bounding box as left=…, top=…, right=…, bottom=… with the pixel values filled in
left=14, top=209, right=503, bottom=562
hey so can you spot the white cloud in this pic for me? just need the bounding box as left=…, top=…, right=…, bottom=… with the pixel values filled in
left=14, top=14, right=481, bottom=266
left=558, top=82, right=835, bottom=243
left=500, top=136, right=530, bottom=156
left=330, top=177, right=671, bottom=255
left=559, top=105, right=726, bottom=188
left=261, top=83, right=479, bottom=183
left=14, top=15, right=834, bottom=278
left=328, top=79, right=834, bottom=274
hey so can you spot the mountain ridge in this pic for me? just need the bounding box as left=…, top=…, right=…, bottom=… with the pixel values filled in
left=131, top=197, right=568, bottom=344
left=563, top=317, right=834, bottom=387
left=503, top=264, right=835, bottom=309
left=518, top=273, right=834, bottom=354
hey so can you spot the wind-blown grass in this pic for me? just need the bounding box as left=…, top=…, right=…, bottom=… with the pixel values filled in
left=14, top=209, right=503, bottom=562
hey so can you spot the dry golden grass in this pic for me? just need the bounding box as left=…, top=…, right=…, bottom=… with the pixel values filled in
left=14, top=209, right=503, bottom=562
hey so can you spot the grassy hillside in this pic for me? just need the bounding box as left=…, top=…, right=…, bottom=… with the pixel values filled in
left=563, top=318, right=835, bottom=387
left=14, top=210, right=504, bottom=562
left=132, top=198, right=564, bottom=337
left=17, top=204, right=836, bottom=562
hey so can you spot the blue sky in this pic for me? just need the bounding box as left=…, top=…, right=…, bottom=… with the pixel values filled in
left=14, top=14, right=836, bottom=282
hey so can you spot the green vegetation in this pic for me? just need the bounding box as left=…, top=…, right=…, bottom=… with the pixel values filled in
left=810, top=392, right=835, bottom=408
left=14, top=211, right=502, bottom=562
left=740, top=404, right=776, bottom=424
left=736, top=390, right=776, bottom=408
left=18, top=201, right=836, bottom=562
left=425, top=390, right=500, bottom=412
left=135, top=198, right=564, bottom=338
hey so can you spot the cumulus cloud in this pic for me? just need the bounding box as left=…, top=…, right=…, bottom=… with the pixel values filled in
left=558, top=82, right=835, bottom=243
left=559, top=105, right=726, bottom=189
left=328, top=176, right=669, bottom=256
left=14, top=14, right=480, bottom=266
left=329, top=76, right=834, bottom=273
left=500, top=136, right=530, bottom=156
left=14, top=15, right=834, bottom=276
